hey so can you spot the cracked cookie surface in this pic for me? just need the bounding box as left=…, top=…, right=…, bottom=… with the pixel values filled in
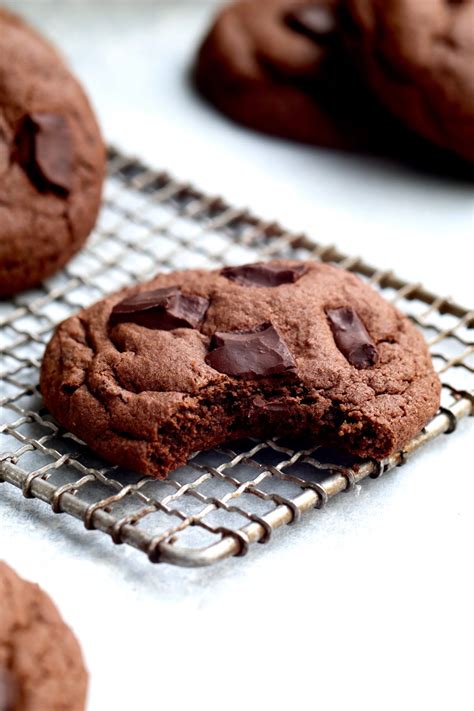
left=0, top=8, right=105, bottom=296
left=0, top=562, right=87, bottom=711
left=40, top=260, right=441, bottom=479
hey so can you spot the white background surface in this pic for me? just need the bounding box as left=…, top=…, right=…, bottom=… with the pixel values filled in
left=1, top=3, right=473, bottom=710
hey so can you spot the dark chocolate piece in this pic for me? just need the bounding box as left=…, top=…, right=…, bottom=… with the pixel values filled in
left=14, top=113, right=73, bottom=193
left=0, top=668, right=17, bottom=711
left=206, top=322, right=297, bottom=378
left=251, top=395, right=295, bottom=413
left=285, top=3, right=338, bottom=42
left=221, top=262, right=306, bottom=287
left=111, top=287, right=209, bottom=330
left=326, top=306, right=378, bottom=368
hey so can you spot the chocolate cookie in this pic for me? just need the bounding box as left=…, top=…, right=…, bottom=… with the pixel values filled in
left=40, top=261, right=440, bottom=480
left=0, top=562, right=88, bottom=711
left=343, top=0, right=474, bottom=163
left=194, top=0, right=389, bottom=148
left=0, top=8, right=105, bottom=297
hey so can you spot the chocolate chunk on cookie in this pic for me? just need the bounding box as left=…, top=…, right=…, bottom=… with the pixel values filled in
left=222, top=262, right=306, bottom=287
left=0, top=8, right=105, bottom=296
left=286, top=3, right=338, bottom=42
left=14, top=113, right=73, bottom=193
left=326, top=306, right=379, bottom=368
left=40, top=261, right=440, bottom=479
left=342, top=0, right=474, bottom=163
left=206, top=322, right=297, bottom=377
left=111, top=287, right=209, bottom=330
left=0, top=562, right=88, bottom=711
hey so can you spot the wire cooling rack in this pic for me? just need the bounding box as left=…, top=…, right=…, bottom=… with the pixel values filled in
left=1, top=148, right=473, bottom=567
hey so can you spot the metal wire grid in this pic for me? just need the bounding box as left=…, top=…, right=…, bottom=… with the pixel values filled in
left=1, top=148, right=473, bottom=567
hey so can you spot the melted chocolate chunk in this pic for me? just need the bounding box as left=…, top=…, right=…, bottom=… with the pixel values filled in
left=285, top=3, right=338, bottom=42
left=251, top=395, right=295, bottom=413
left=221, top=262, right=306, bottom=287
left=110, top=287, right=209, bottom=330
left=0, top=668, right=18, bottom=711
left=14, top=113, right=73, bottom=193
left=205, top=322, right=297, bottom=378
left=326, top=307, right=378, bottom=368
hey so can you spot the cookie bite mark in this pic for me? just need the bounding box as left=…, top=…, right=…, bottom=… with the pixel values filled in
left=0, top=667, right=17, bottom=711
left=110, top=287, right=209, bottom=330
left=205, top=322, right=297, bottom=378
left=221, top=262, right=306, bottom=287
left=14, top=113, right=73, bottom=194
left=326, top=306, right=378, bottom=368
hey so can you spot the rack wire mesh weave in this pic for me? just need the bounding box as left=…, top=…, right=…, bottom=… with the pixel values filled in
left=1, top=148, right=473, bottom=567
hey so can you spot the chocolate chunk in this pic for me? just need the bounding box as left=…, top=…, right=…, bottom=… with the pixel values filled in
left=14, top=113, right=73, bottom=193
left=206, top=322, right=297, bottom=378
left=0, top=667, right=18, bottom=711
left=326, top=307, right=378, bottom=368
left=110, top=287, right=209, bottom=330
left=251, top=395, right=295, bottom=413
left=221, top=262, right=306, bottom=287
left=285, top=4, right=338, bottom=42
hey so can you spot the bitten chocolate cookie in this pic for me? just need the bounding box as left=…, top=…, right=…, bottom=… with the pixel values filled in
left=0, top=8, right=105, bottom=297
left=40, top=261, right=440, bottom=480
left=343, top=0, right=474, bottom=163
left=194, top=0, right=396, bottom=149
left=0, top=562, right=87, bottom=711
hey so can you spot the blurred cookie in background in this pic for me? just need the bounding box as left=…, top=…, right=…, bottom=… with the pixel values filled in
left=0, top=8, right=105, bottom=297
left=0, top=561, right=88, bottom=711
left=342, top=0, right=474, bottom=164
left=193, top=0, right=474, bottom=173
left=193, top=0, right=394, bottom=150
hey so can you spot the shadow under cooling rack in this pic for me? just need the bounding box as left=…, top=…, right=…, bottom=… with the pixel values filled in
left=1, top=147, right=473, bottom=567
